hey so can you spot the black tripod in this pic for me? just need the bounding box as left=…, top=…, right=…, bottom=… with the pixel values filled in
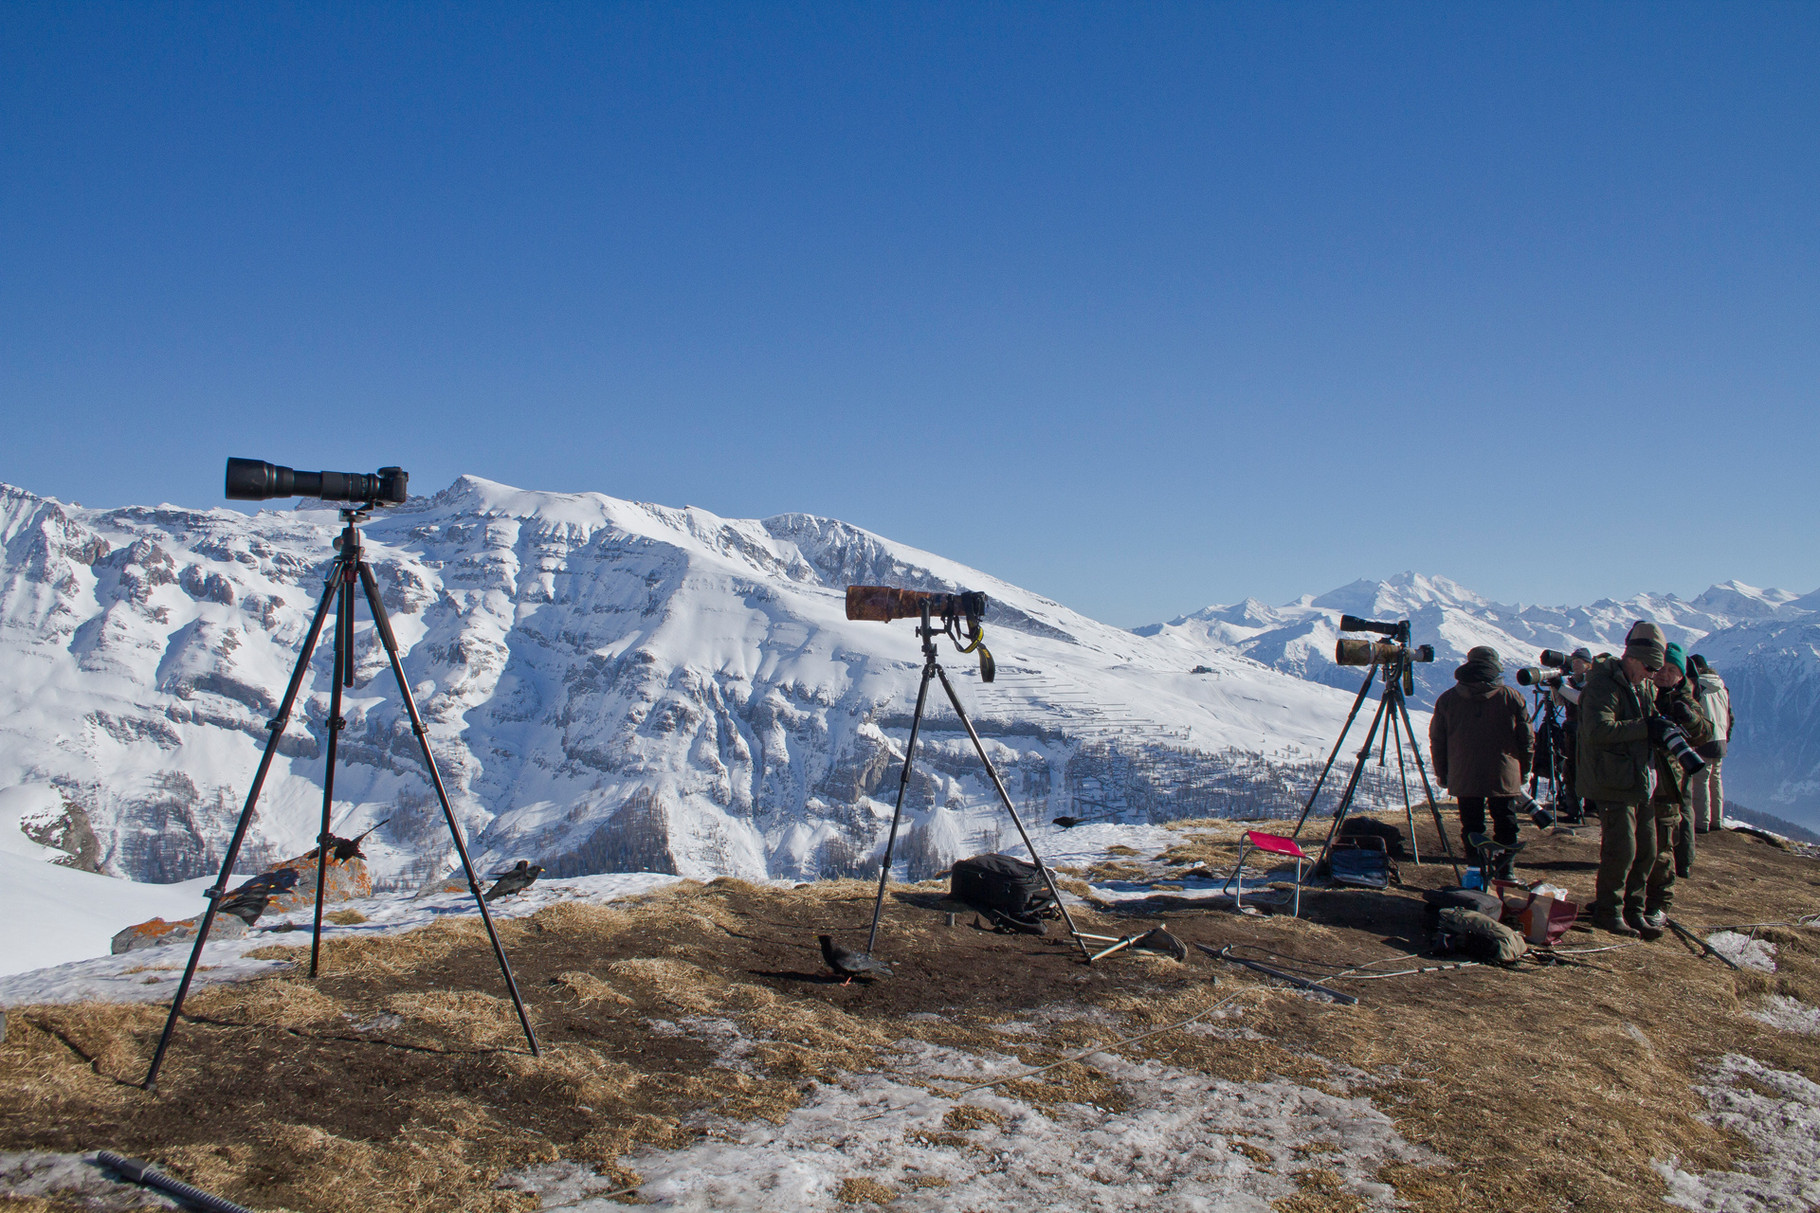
left=1528, top=691, right=1576, bottom=821
left=1289, top=646, right=1462, bottom=883
left=864, top=605, right=1143, bottom=962
left=144, top=509, right=539, bottom=1089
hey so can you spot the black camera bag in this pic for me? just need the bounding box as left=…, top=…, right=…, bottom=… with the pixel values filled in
left=950, top=853, right=1056, bottom=934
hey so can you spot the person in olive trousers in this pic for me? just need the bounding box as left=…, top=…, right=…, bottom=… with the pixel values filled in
left=1580, top=622, right=1668, bottom=937
left=1651, top=643, right=1713, bottom=900
left=1430, top=646, right=1533, bottom=878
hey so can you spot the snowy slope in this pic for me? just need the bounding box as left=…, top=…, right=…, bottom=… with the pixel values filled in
left=1141, top=574, right=1820, bottom=828
left=0, top=478, right=1375, bottom=891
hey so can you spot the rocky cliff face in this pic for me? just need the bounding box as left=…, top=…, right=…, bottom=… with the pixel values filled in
left=0, top=478, right=1364, bottom=885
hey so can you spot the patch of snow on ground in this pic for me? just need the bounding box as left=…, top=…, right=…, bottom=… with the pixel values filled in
left=1751, top=996, right=1820, bottom=1035
left=1705, top=932, right=1778, bottom=973
left=0, top=1152, right=177, bottom=1210
left=520, top=1025, right=1437, bottom=1212
left=0, top=871, right=684, bottom=1006
left=1655, top=1053, right=1820, bottom=1212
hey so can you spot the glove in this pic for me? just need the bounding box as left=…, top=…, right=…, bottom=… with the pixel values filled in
left=1667, top=697, right=1698, bottom=728
left=1646, top=715, right=1675, bottom=746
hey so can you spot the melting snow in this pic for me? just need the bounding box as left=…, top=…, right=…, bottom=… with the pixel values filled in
left=1704, top=932, right=1778, bottom=973
left=507, top=1028, right=1437, bottom=1212
left=1750, top=995, right=1820, bottom=1036
left=1655, top=1054, right=1820, bottom=1212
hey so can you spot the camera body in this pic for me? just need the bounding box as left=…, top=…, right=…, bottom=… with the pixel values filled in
left=226, top=458, right=409, bottom=507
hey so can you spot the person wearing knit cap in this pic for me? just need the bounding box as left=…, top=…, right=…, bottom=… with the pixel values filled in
left=1430, top=646, right=1532, bottom=877
left=1649, top=644, right=1714, bottom=904
left=1579, top=622, right=1667, bottom=936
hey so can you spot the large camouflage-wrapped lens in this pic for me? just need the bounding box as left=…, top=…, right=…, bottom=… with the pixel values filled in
left=845, top=586, right=988, bottom=623
left=1335, top=639, right=1436, bottom=667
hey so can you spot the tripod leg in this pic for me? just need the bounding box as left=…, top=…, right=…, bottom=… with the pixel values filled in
left=309, top=574, right=353, bottom=979
left=935, top=665, right=1093, bottom=961
left=144, top=556, right=343, bottom=1090
left=1290, top=665, right=1377, bottom=841
left=358, top=563, right=541, bottom=1056
left=1390, top=712, right=1422, bottom=865
left=1316, top=688, right=1392, bottom=872
left=865, top=660, right=935, bottom=956
left=1394, top=691, right=1462, bottom=882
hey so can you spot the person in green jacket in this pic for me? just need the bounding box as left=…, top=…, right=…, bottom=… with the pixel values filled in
left=1579, top=621, right=1667, bottom=937
left=1649, top=643, right=1714, bottom=909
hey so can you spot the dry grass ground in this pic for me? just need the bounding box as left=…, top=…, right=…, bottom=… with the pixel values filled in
left=2, top=814, right=1817, bottom=1212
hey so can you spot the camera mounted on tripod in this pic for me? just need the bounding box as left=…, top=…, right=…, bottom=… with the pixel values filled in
left=1333, top=616, right=1434, bottom=694
left=846, top=585, right=995, bottom=682
left=226, top=458, right=408, bottom=510
left=1516, top=648, right=1571, bottom=688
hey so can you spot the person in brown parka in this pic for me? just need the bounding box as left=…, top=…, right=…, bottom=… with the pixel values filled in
left=1429, top=646, right=1533, bottom=876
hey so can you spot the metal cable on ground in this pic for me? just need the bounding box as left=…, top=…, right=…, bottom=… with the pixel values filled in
left=96, top=1153, right=254, bottom=1213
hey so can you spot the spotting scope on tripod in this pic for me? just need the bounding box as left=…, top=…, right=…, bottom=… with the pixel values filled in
left=1290, top=615, right=1460, bottom=881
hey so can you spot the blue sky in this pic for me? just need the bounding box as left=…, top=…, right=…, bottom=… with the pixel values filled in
left=2, top=3, right=1815, bottom=626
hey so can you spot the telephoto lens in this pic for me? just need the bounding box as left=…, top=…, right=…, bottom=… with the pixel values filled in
left=1334, top=639, right=1436, bottom=666
left=1538, top=649, right=1571, bottom=669
left=224, top=459, right=409, bottom=506
left=1339, top=614, right=1403, bottom=636
left=1516, top=667, right=1565, bottom=688
left=845, top=586, right=988, bottom=623
left=1658, top=722, right=1708, bottom=776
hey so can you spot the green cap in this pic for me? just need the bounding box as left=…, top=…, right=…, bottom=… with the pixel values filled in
left=1664, top=642, right=1687, bottom=676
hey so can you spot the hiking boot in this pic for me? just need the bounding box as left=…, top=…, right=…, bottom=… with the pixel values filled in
left=1591, top=910, right=1639, bottom=937
left=1627, top=910, right=1664, bottom=941
left=1641, top=909, right=1666, bottom=931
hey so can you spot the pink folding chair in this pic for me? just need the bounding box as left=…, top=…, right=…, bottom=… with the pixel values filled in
left=1218, top=830, right=1311, bottom=917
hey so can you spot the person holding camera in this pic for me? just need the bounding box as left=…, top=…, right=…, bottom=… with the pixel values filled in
left=1430, top=646, right=1532, bottom=878
left=1548, top=647, right=1595, bottom=821
left=1580, top=622, right=1667, bottom=937
left=1652, top=644, right=1714, bottom=890
left=1688, top=654, right=1733, bottom=832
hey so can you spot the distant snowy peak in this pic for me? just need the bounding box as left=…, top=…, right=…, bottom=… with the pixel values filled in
left=1309, top=572, right=1492, bottom=617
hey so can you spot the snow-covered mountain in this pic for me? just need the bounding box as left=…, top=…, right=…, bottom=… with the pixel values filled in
left=0, top=478, right=1376, bottom=887
left=1141, top=573, right=1820, bottom=829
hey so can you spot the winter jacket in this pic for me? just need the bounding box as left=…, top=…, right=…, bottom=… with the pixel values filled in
left=1651, top=681, right=1716, bottom=806
left=1429, top=679, right=1533, bottom=797
left=1693, top=672, right=1732, bottom=760
left=1575, top=654, right=1657, bottom=805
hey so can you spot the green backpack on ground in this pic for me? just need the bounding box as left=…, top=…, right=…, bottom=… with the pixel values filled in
left=1435, top=906, right=1528, bottom=964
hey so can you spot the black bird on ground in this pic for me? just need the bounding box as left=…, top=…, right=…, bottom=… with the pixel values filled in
left=819, top=935, right=893, bottom=985
left=484, top=860, right=544, bottom=902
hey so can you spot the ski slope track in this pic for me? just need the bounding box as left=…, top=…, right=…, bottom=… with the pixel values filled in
left=0, top=478, right=1364, bottom=889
